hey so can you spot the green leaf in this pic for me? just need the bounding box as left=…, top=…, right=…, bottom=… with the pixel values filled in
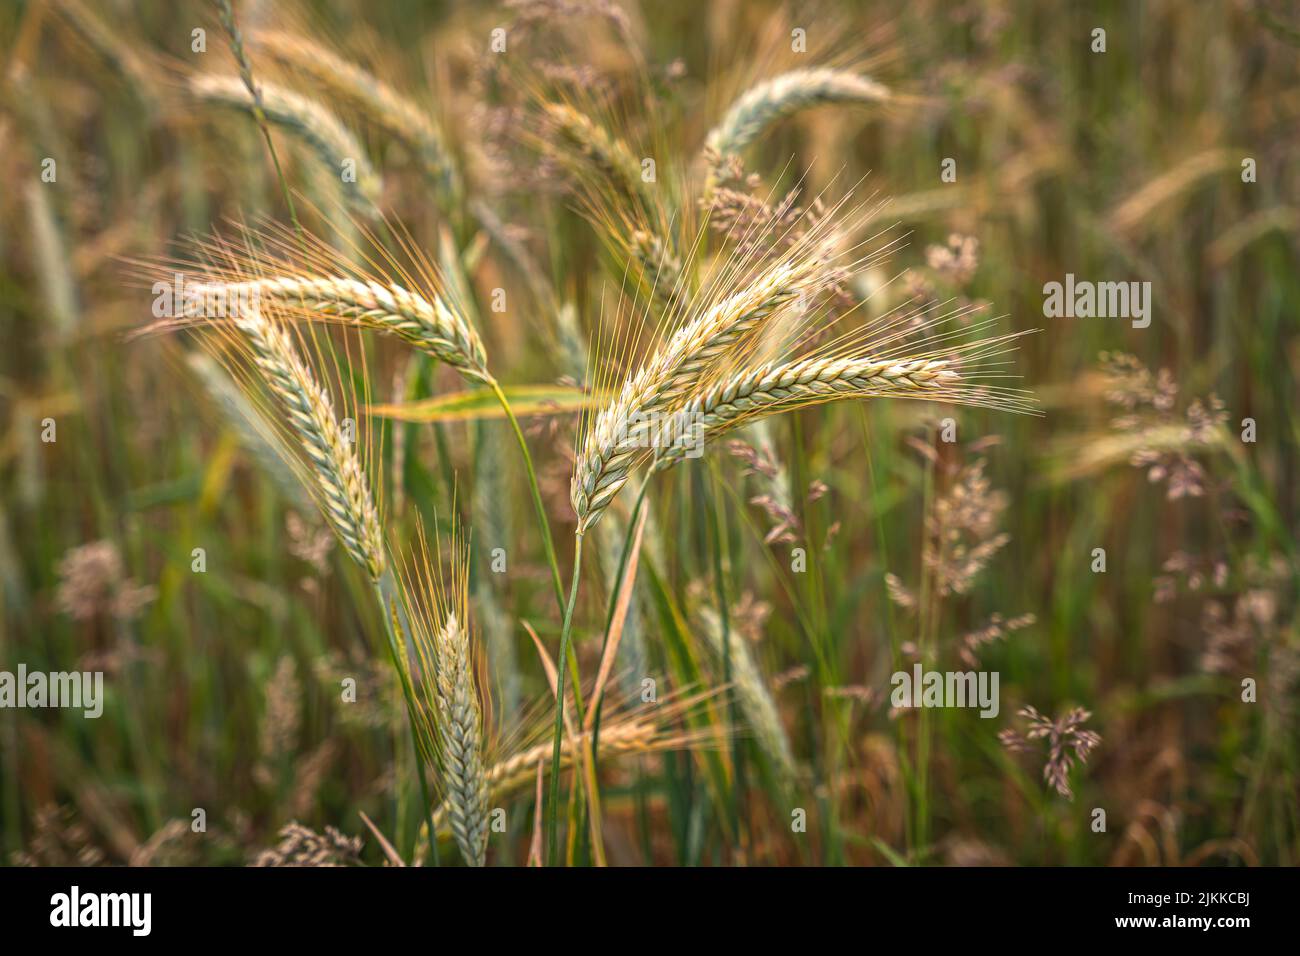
left=366, top=384, right=600, bottom=423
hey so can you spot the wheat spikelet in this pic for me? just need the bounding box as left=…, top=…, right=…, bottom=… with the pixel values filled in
left=697, top=607, right=796, bottom=787
left=249, top=29, right=460, bottom=200
left=190, top=74, right=382, bottom=213
left=571, top=255, right=826, bottom=531
left=705, top=68, right=892, bottom=163
left=232, top=307, right=386, bottom=579
left=187, top=273, right=490, bottom=383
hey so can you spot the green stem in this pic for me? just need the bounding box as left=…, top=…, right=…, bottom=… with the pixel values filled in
left=546, top=533, right=585, bottom=865
left=487, top=377, right=566, bottom=614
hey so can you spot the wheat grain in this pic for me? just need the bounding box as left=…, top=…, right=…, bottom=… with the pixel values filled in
left=430, top=612, right=489, bottom=867
left=428, top=717, right=687, bottom=838
left=650, top=354, right=1007, bottom=470
left=571, top=255, right=826, bottom=531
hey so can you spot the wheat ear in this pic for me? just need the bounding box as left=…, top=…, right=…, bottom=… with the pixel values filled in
left=189, top=274, right=489, bottom=383
left=705, top=68, right=891, bottom=162
left=249, top=29, right=460, bottom=200
left=190, top=74, right=382, bottom=213
left=572, top=256, right=824, bottom=531
left=543, top=102, right=653, bottom=210
left=430, top=612, right=489, bottom=867
left=651, top=355, right=975, bottom=469
left=232, top=307, right=385, bottom=579
left=698, top=608, right=797, bottom=787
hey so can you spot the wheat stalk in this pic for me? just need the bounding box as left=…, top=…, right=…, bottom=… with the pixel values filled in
left=232, top=307, right=386, bottom=579
left=249, top=29, right=460, bottom=200
left=190, top=74, right=382, bottom=213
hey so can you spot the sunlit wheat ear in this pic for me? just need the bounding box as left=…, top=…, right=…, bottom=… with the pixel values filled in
left=231, top=307, right=386, bottom=579
left=429, top=612, right=489, bottom=866
left=571, top=250, right=831, bottom=533
left=147, top=223, right=492, bottom=385
left=189, top=74, right=383, bottom=214
left=704, top=68, right=892, bottom=166
left=249, top=29, right=460, bottom=201
left=401, top=521, right=489, bottom=867
left=653, top=348, right=1036, bottom=471
left=697, top=607, right=797, bottom=788
left=211, top=273, right=488, bottom=382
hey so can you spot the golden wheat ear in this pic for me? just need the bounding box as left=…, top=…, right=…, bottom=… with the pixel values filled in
left=396, top=518, right=491, bottom=868
left=134, top=219, right=492, bottom=384
left=572, top=189, right=1038, bottom=529
left=247, top=28, right=461, bottom=202
left=224, top=304, right=388, bottom=580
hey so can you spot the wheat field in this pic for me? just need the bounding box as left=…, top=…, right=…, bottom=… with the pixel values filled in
left=1, top=0, right=1297, bottom=871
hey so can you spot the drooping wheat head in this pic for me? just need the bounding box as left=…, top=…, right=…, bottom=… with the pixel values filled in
left=189, top=73, right=383, bottom=214
left=572, top=191, right=1036, bottom=531
left=571, top=216, right=844, bottom=532
left=226, top=305, right=386, bottom=580
left=703, top=68, right=892, bottom=190
left=138, top=221, right=491, bottom=384
left=249, top=28, right=460, bottom=201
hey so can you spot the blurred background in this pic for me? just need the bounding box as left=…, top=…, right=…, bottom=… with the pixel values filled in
left=0, top=0, right=1296, bottom=866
